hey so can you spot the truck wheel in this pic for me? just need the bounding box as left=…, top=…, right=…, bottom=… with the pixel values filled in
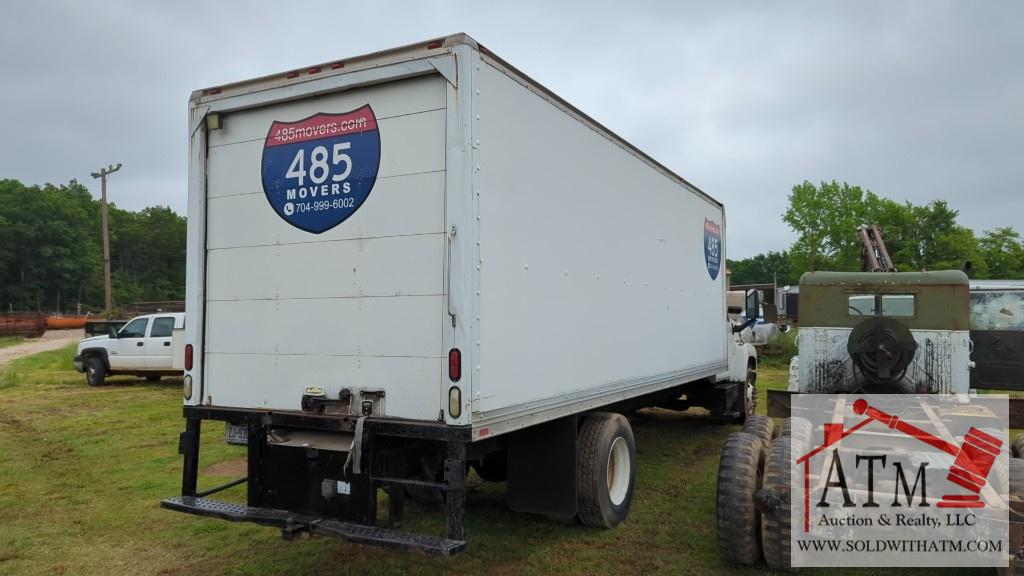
left=716, top=431, right=765, bottom=565
left=146, top=375, right=162, bottom=382
left=85, top=356, right=106, bottom=387
left=737, top=368, right=757, bottom=424
left=576, top=412, right=636, bottom=528
left=1013, top=434, right=1024, bottom=459
left=741, top=415, right=774, bottom=453
left=780, top=417, right=813, bottom=454
left=761, top=437, right=793, bottom=571
left=1001, top=457, right=1024, bottom=576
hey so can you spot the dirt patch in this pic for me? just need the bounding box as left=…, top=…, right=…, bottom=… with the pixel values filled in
left=204, top=457, right=247, bottom=477
left=0, top=330, right=82, bottom=368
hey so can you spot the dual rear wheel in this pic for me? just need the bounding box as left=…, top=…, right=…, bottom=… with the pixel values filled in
left=717, top=417, right=809, bottom=570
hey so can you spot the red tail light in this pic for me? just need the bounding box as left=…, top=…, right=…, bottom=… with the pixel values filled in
left=448, top=348, right=461, bottom=382
left=185, top=344, right=193, bottom=371
left=427, top=39, right=443, bottom=49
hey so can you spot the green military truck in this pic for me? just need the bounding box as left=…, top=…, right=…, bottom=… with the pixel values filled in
left=716, top=270, right=1024, bottom=571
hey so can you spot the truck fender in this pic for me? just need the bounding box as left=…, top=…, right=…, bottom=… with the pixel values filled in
left=80, top=347, right=111, bottom=371
left=744, top=343, right=758, bottom=368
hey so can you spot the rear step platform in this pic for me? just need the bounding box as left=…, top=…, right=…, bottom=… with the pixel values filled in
left=161, top=496, right=466, bottom=556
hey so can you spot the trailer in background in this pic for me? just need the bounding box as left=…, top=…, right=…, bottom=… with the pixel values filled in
left=777, top=285, right=799, bottom=326
left=969, top=280, right=1024, bottom=391
left=0, top=313, right=45, bottom=339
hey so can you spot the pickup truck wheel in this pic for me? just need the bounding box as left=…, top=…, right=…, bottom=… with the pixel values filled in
left=576, top=412, right=636, bottom=528
left=85, top=356, right=106, bottom=387
left=146, top=375, right=161, bottom=382
left=716, top=431, right=765, bottom=565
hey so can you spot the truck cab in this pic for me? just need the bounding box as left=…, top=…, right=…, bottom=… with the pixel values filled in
left=74, top=312, right=185, bottom=386
left=787, top=271, right=971, bottom=394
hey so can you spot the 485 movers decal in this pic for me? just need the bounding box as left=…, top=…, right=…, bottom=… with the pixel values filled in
left=704, top=218, right=722, bottom=280
left=261, top=106, right=381, bottom=234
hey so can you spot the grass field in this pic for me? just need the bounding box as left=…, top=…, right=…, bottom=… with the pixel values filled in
left=0, top=336, right=25, bottom=349
left=0, top=345, right=977, bottom=575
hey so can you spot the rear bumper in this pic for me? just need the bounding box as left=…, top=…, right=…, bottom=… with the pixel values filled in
left=165, top=406, right=471, bottom=554
left=161, top=496, right=466, bottom=555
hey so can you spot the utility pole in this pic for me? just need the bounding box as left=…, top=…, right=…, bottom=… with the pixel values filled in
left=91, top=163, right=122, bottom=314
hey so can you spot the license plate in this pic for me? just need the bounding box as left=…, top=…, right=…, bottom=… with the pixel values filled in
left=225, top=423, right=248, bottom=446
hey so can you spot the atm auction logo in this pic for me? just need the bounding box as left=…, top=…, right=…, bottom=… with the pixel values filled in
left=261, top=106, right=381, bottom=234
left=789, top=394, right=1009, bottom=568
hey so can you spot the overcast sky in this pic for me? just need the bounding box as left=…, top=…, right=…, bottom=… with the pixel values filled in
left=2, top=1, right=1021, bottom=258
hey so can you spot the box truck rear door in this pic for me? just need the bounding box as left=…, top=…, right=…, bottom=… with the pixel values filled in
left=202, top=75, right=448, bottom=420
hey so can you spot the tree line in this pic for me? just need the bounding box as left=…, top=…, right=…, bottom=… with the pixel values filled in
left=728, top=180, right=1024, bottom=286
left=2, top=177, right=1018, bottom=311
left=0, top=179, right=185, bottom=313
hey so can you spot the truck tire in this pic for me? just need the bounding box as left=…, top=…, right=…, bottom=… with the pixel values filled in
left=737, top=368, right=757, bottom=424
left=146, top=375, right=162, bottom=382
left=1001, top=457, right=1024, bottom=576
left=85, top=355, right=106, bottom=387
left=1013, top=434, right=1024, bottom=459
left=761, top=437, right=793, bottom=571
left=780, top=416, right=813, bottom=454
left=741, top=415, right=774, bottom=454
left=716, top=431, right=765, bottom=565
left=576, top=412, right=636, bottom=528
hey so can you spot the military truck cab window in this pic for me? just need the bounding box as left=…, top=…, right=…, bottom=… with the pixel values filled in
left=847, top=294, right=915, bottom=318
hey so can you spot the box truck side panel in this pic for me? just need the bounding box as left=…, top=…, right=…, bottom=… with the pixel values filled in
left=474, top=61, right=727, bottom=416
left=202, top=75, right=448, bottom=419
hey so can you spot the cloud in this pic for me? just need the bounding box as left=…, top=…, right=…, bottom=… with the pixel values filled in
left=1, top=0, right=1020, bottom=258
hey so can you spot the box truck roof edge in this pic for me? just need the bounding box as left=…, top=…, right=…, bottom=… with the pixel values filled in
left=191, top=33, right=722, bottom=210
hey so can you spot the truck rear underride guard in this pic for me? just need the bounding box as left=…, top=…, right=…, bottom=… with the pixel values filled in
left=162, top=406, right=470, bottom=556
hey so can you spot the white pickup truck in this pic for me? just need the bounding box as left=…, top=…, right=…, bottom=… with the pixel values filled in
left=74, top=312, right=186, bottom=386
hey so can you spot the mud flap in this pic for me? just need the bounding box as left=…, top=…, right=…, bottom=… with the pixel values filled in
left=506, top=415, right=577, bottom=519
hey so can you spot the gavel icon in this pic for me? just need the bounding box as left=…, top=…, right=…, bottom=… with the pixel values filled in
left=852, top=399, right=1003, bottom=508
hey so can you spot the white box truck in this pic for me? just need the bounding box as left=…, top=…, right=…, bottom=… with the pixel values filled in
left=164, top=33, right=758, bottom=555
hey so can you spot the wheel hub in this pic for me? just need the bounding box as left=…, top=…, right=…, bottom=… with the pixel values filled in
left=607, top=436, right=630, bottom=506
